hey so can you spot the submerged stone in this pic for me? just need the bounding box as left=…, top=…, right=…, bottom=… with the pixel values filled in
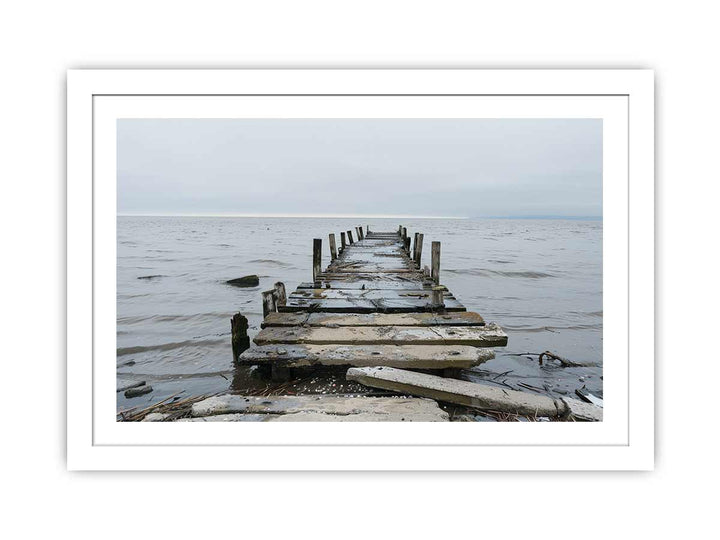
left=124, top=385, right=153, bottom=398
left=226, top=275, right=260, bottom=287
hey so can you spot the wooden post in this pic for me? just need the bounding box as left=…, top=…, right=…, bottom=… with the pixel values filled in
left=398, top=225, right=402, bottom=236
left=367, top=225, right=370, bottom=234
left=261, top=290, right=277, bottom=318
left=402, top=227, right=407, bottom=241
left=347, top=230, right=354, bottom=244
left=340, top=231, right=347, bottom=253
left=312, top=238, right=322, bottom=282
left=230, top=312, right=250, bottom=363
left=359, top=227, right=364, bottom=240
left=413, top=232, right=419, bottom=261
left=430, top=286, right=445, bottom=310
left=431, top=241, right=441, bottom=284
left=273, top=281, right=286, bottom=307
left=404, top=236, right=411, bottom=253
left=415, top=233, right=424, bottom=268
left=355, top=226, right=361, bottom=241
left=329, top=233, right=338, bottom=260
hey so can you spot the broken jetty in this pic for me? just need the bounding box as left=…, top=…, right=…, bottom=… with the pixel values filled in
left=141, top=226, right=602, bottom=422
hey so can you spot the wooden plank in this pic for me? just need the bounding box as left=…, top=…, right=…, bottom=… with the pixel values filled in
left=261, top=311, right=486, bottom=328
left=184, top=395, right=449, bottom=422
left=279, top=297, right=466, bottom=313
left=238, top=344, right=494, bottom=369
left=254, top=323, right=508, bottom=346
left=317, top=272, right=425, bottom=281
left=297, top=280, right=441, bottom=290
left=322, top=268, right=418, bottom=273
left=288, top=289, right=456, bottom=300
left=347, top=367, right=602, bottom=420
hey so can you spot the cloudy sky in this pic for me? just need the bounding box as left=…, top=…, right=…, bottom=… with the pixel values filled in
left=117, top=119, right=602, bottom=218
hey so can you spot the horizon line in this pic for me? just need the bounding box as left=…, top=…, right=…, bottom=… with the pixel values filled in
left=117, top=213, right=470, bottom=219
left=117, top=212, right=602, bottom=220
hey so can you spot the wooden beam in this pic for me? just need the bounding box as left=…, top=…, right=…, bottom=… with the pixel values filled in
left=187, top=395, right=449, bottom=422
left=279, top=296, right=466, bottom=313
left=238, top=343, right=494, bottom=369
left=254, top=323, right=507, bottom=347
left=289, top=288, right=455, bottom=300
left=347, top=367, right=602, bottom=420
left=261, top=311, right=485, bottom=328
left=297, top=280, right=441, bottom=290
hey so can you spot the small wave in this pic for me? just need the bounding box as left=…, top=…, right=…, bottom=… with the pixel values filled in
left=117, top=337, right=227, bottom=356
left=247, top=259, right=294, bottom=268
left=445, top=268, right=555, bottom=279
left=118, top=312, right=234, bottom=324
left=504, top=323, right=603, bottom=332
left=137, top=275, right=167, bottom=280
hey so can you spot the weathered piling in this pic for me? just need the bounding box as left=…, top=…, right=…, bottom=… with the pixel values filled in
left=329, top=233, right=338, bottom=260
left=230, top=313, right=250, bottom=363
left=261, top=290, right=277, bottom=318
left=431, top=241, right=441, bottom=284
left=413, top=232, right=419, bottom=261
left=340, top=231, right=347, bottom=252
left=415, top=233, right=424, bottom=268
left=312, top=238, right=322, bottom=282
left=273, top=282, right=287, bottom=307
left=347, top=230, right=354, bottom=244
left=430, top=286, right=445, bottom=310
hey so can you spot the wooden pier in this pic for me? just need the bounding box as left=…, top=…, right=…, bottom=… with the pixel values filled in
left=237, top=226, right=507, bottom=375
left=132, top=226, right=602, bottom=422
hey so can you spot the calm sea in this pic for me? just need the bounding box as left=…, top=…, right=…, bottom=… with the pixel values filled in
left=117, top=216, right=602, bottom=411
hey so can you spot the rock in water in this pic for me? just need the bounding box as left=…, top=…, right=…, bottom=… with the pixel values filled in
left=124, top=385, right=153, bottom=398
left=226, top=275, right=260, bottom=287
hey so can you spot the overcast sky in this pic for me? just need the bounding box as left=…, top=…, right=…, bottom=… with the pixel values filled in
left=117, top=119, right=602, bottom=218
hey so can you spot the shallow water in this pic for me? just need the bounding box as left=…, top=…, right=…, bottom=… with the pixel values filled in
left=117, top=216, right=602, bottom=412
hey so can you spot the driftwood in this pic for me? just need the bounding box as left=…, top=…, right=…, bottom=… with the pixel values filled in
left=508, top=350, right=586, bottom=368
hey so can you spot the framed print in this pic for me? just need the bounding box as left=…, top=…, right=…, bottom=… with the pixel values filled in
left=67, top=69, right=654, bottom=470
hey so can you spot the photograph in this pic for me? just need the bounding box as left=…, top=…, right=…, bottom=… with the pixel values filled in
left=116, top=117, right=603, bottom=423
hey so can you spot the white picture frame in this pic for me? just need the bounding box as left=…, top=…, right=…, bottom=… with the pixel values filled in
left=67, top=69, right=654, bottom=470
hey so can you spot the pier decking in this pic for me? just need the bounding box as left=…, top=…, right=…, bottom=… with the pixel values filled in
left=237, top=227, right=507, bottom=373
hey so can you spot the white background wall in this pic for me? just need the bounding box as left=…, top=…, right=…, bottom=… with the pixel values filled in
left=1, top=1, right=714, bottom=538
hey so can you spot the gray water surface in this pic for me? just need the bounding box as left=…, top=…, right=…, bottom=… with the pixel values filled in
left=117, top=216, right=602, bottom=412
